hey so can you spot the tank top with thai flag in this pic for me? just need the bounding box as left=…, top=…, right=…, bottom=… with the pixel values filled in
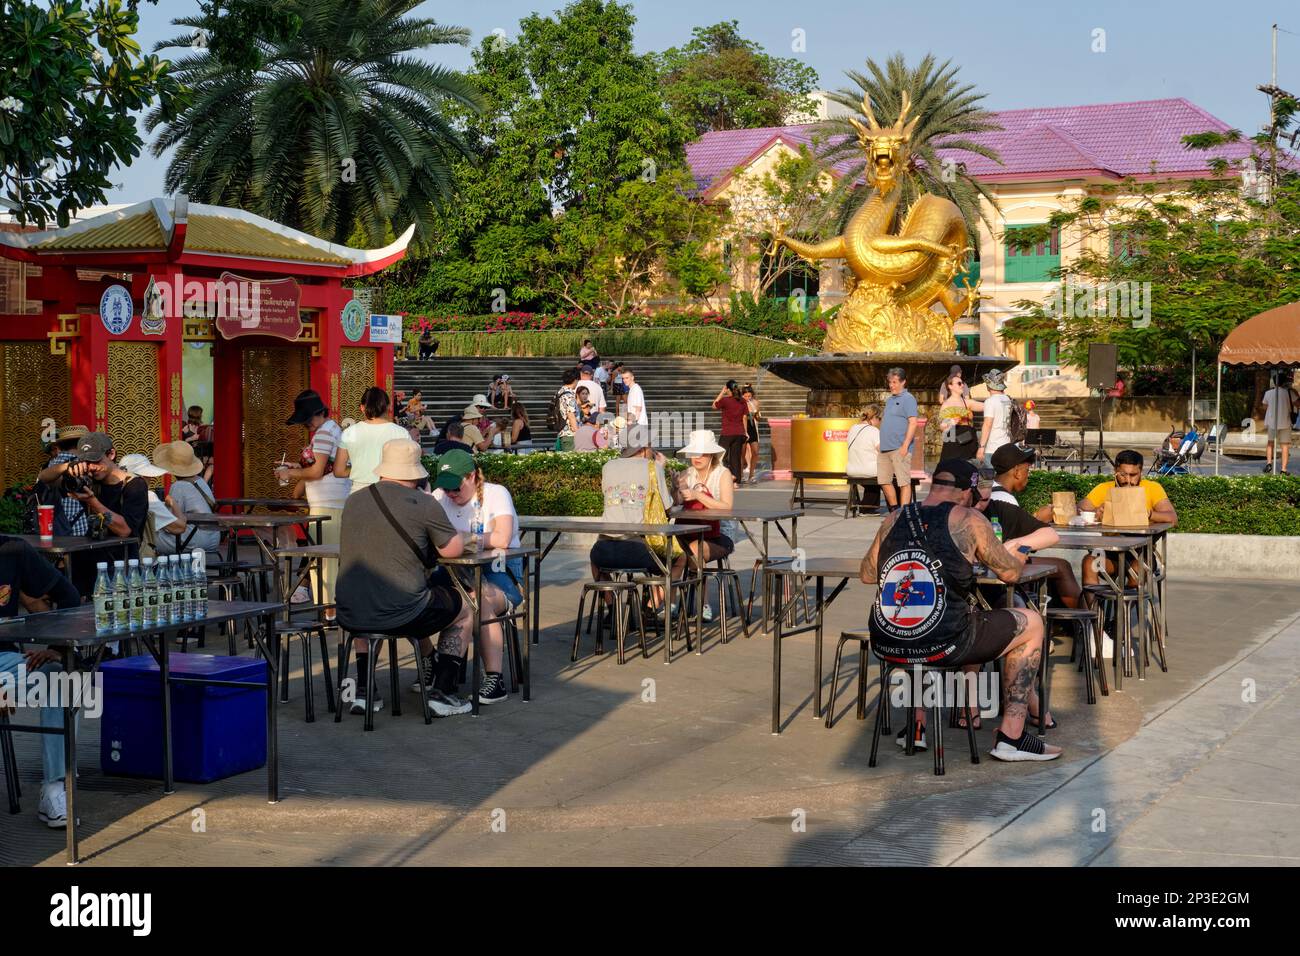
left=869, top=501, right=974, bottom=663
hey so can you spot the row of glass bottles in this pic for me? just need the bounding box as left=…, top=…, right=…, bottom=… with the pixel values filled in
left=93, top=550, right=209, bottom=634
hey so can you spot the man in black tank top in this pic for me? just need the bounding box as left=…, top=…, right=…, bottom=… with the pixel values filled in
left=861, top=459, right=1060, bottom=762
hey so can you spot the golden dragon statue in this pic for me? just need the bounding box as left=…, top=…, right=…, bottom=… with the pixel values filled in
left=773, top=91, right=977, bottom=352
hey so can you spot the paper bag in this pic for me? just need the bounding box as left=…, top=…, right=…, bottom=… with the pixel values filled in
left=1104, top=485, right=1149, bottom=526
left=1051, top=492, right=1077, bottom=525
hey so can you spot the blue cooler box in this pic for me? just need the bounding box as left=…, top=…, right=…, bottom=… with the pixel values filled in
left=100, top=654, right=267, bottom=783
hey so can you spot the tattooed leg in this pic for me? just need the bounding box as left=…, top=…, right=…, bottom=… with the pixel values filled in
left=437, top=601, right=472, bottom=657
left=998, top=608, right=1044, bottom=740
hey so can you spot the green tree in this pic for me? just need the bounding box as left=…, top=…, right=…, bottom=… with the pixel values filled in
left=147, top=0, right=482, bottom=245
left=0, top=0, right=185, bottom=227
left=816, top=53, right=1002, bottom=238
left=384, top=0, right=723, bottom=317
left=998, top=143, right=1300, bottom=377
left=654, top=21, right=819, bottom=136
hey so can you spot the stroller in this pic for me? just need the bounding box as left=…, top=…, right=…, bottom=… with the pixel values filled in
left=1149, top=426, right=1204, bottom=476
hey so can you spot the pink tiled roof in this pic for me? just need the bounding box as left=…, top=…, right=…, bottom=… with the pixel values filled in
left=686, top=97, right=1259, bottom=195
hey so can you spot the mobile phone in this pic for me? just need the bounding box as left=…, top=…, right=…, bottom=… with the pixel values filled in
left=1017, top=545, right=1033, bottom=555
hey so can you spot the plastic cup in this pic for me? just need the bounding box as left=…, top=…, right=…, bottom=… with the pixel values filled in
left=37, top=504, right=55, bottom=539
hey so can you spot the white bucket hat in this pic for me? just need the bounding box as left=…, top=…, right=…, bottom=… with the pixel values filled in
left=678, top=429, right=724, bottom=456
left=118, top=453, right=167, bottom=478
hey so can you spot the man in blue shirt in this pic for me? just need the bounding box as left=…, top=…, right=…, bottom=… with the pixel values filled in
left=877, top=367, right=919, bottom=510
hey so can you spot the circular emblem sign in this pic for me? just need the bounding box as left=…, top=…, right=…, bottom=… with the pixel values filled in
left=340, top=300, right=365, bottom=342
left=99, top=285, right=134, bottom=335
left=871, top=548, right=945, bottom=640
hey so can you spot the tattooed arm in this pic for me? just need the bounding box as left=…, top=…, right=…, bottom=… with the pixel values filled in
left=860, top=511, right=899, bottom=584
left=949, top=506, right=1027, bottom=584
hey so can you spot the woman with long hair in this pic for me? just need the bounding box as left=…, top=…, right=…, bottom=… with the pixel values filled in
left=508, top=397, right=532, bottom=446
left=741, top=384, right=761, bottom=483
left=333, top=387, right=411, bottom=492
left=431, top=449, right=522, bottom=705
left=937, top=366, right=983, bottom=461
left=671, top=430, right=736, bottom=622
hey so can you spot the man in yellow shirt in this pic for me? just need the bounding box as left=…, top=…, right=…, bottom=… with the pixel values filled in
left=1077, top=450, right=1177, bottom=587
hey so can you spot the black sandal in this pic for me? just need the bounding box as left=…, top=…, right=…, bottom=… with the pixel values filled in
left=1027, top=709, right=1058, bottom=730
left=956, top=713, right=982, bottom=730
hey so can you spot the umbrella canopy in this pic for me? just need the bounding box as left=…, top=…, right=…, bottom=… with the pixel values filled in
left=1218, top=301, right=1300, bottom=366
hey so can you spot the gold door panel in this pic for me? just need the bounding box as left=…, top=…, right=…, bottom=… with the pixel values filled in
left=242, top=346, right=309, bottom=499
left=0, top=342, right=70, bottom=488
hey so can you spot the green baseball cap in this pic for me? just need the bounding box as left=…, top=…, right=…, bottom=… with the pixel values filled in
left=433, top=449, right=476, bottom=490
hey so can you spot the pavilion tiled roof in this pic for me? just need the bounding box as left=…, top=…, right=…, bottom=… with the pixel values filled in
left=686, top=97, right=1259, bottom=196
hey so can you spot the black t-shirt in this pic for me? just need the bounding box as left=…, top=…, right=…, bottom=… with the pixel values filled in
left=983, top=499, right=1046, bottom=543
left=0, top=535, right=67, bottom=651
left=95, top=475, right=149, bottom=553
left=432, top=439, right=473, bottom=456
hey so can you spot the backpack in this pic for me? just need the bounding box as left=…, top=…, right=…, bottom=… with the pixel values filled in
left=545, top=388, right=566, bottom=432
left=868, top=502, right=973, bottom=664
left=1007, top=398, right=1028, bottom=444
left=26, top=480, right=80, bottom=537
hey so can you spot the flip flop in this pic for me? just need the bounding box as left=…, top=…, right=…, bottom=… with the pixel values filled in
left=1027, top=710, right=1059, bottom=730
left=956, top=713, right=982, bottom=730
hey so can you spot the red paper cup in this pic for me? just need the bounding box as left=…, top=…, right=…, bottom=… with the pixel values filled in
left=37, top=504, right=55, bottom=539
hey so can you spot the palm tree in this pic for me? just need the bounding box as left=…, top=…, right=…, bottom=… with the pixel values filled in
left=816, top=53, right=1003, bottom=239
left=146, top=0, right=483, bottom=245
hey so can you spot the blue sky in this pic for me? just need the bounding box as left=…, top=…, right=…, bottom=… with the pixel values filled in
left=106, top=0, right=1300, bottom=203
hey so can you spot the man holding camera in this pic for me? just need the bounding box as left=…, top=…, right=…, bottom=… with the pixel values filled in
left=713, top=380, right=749, bottom=483
left=39, top=432, right=148, bottom=592
left=37, top=424, right=91, bottom=536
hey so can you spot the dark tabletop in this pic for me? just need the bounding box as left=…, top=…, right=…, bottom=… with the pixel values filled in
left=275, top=544, right=340, bottom=559
left=216, top=498, right=309, bottom=510
left=438, top=546, right=539, bottom=567
left=4, top=600, right=283, bottom=648
left=1053, top=532, right=1152, bottom=551
left=976, top=563, right=1056, bottom=585
left=518, top=518, right=710, bottom=536
left=15, top=535, right=139, bottom=555
left=670, top=508, right=803, bottom=521
left=767, top=557, right=862, bottom=578
left=1053, top=522, right=1174, bottom=537
left=186, top=513, right=328, bottom=528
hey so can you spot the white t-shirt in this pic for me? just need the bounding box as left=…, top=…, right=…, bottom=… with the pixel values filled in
left=305, top=418, right=351, bottom=509
left=625, top=383, right=646, bottom=424
left=341, top=420, right=411, bottom=492
left=594, top=366, right=610, bottom=386
left=1263, top=387, right=1294, bottom=431
left=982, top=393, right=1013, bottom=457
left=576, top=379, right=606, bottom=411
left=845, top=423, right=880, bottom=478
left=433, top=482, right=520, bottom=549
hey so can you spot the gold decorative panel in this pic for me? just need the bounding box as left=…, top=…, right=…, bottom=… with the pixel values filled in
left=106, top=342, right=161, bottom=458
left=0, top=342, right=70, bottom=488
left=338, top=347, right=375, bottom=420
left=242, top=346, right=309, bottom=499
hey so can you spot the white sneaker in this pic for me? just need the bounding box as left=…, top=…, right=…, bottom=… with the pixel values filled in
left=38, top=784, right=67, bottom=829
left=701, top=604, right=714, bottom=622
left=1100, top=630, right=1114, bottom=658
left=349, top=696, right=384, bottom=716
left=427, top=689, right=472, bottom=717
left=290, top=586, right=312, bottom=604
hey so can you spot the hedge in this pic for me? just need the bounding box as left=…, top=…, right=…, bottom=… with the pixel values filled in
left=1020, top=471, right=1300, bottom=536
left=404, top=327, right=818, bottom=368
left=425, top=449, right=686, bottom=518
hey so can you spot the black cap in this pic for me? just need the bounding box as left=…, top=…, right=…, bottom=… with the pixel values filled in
left=286, top=389, right=328, bottom=425
left=991, top=443, right=1036, bottom=475
left=931, top=458, right=982, bottom=501
left=75, top=432, right=114, bottom=463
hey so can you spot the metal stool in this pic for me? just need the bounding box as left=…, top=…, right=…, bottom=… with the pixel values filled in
left=1048, top=605, right=1108, bottom=704
left=868, top=658, right=980, bottom=776
left=573, top=578, right=647, bottom=664
left=276, top=617, right=335, bottom=722
left=1085, top=584, right=1163, bottom=684
left=824, top=630, right=873, bottom=729
left=700, top=557, right=749, bottom=644
left=0, top=712, right=20, bottom=814
left=334, top=631, right=431, bottom=730
left=203, top=574, right=247, bottom=653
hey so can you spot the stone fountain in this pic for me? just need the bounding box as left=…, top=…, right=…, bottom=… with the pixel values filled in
left=758, top=91, right=1018, bottom=471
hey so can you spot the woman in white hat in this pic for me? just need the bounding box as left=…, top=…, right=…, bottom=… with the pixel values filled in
left=152, top=440, right=222, bottom=556
left=672, top=430, right=736, bottom=619
left=118, top=453, right=186, bottom=556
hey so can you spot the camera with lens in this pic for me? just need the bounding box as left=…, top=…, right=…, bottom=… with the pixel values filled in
left=61, top=470, right=91, bottom=496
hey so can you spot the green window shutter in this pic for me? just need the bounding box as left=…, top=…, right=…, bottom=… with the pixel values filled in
left=1025, top=337, right=1059, bottom=365
left=955, top=333, right=980, bottom=356
left=1004, top=225, right=1060, bottom=283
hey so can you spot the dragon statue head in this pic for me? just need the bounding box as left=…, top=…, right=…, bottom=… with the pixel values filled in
left=847, top=90, right=919, bottom=194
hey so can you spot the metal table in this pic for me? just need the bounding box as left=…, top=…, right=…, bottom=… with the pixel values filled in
left=215, top=498, right=309, bottom=514
left=1052, top=532, right=1154, bottom=688
left=15, top=535, right=138, bottom=568
left=669, top=507, right=803, bottom=634
left=765, top=557, right=862, bottom=734
left=184, top=512, right=329, bottom=570
left=517, top=518, right=709, bottom=665
left=2, top=600, right=282, bottom=864
left=438, top=547, right=537, bottom=710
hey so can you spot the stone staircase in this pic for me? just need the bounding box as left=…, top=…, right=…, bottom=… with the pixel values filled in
left=394, top=354, right=810, bottom=457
